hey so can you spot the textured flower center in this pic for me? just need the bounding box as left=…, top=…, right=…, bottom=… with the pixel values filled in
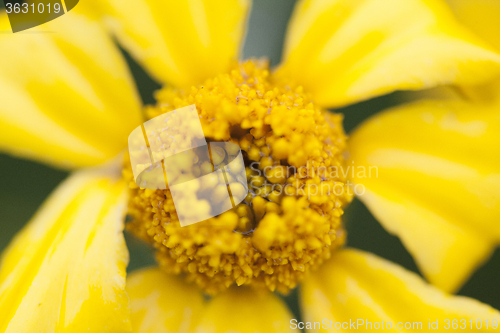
left=123, top=60, right=352, bottom=295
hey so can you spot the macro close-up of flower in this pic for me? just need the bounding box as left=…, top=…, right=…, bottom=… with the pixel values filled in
left=0, top=0, right=500, bottom=332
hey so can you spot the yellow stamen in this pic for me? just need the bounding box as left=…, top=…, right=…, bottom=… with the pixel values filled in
left=123, top=60, right=352, bottom=295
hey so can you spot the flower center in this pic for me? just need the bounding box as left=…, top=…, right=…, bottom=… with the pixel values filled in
left=123, top=60, right=352, bottom=295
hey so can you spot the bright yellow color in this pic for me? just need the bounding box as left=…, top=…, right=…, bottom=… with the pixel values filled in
left=446, top=0, right=500, bottom=51
left=302, top=249, right=500, bottom=332
left=195, top=288, right=295, bottom=333
left=446, top=0, right=500, bottom=103
left=127, top=268, right=295, bottom=333
left=125, top=60, right=350, bottom=295
left=348, top=99, right=500, bottom=292
left=127, top=268, right=204, bottom=333
left=277, top=0, right=500, bottom=108
left=0, top=13, right=142, bottom=169
left=93, top=0, right=251, bottom=87
left=1, top=0, right=500, bottom=331
left=0, top=164, right=130, bottom=333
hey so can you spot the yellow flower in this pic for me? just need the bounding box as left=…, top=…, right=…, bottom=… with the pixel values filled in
left=0, top=0, right=499, bottom=332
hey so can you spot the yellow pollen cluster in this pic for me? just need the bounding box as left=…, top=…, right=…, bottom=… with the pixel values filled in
left=123, top=60, right=352, bottom=295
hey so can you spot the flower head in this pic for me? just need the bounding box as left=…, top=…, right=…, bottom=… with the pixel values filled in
left=1, top=0, right=500, bottom=332
left=125, top=60, right=351, bottom=294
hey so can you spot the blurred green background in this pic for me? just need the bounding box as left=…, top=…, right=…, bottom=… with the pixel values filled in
left=1, top=0, right=499, bottom=323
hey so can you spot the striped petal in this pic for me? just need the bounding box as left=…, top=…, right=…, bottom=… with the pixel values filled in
left=0, top=12, right=142, bottom=169
left=0, top=165, right=131, bottom=333
left=277, top=0, right=500, bottom=108
left=446, top=0, right=500, bottom=51
left=128, top=268, right=294, bottom=333
left=127, top=268, right=204, bottom=333
left=92, top=0, right=251, bottom=87
left=301, top=249, right=500, bottom=332
left=446, top=0, right=500, bottom=103
left=348, top=98, right=500, bottom=292
left=195, top=288, right=295, bottom=333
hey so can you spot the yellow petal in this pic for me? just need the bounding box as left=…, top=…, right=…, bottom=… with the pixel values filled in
left=127, top=268, right=204, bottom=333
left=348, top=99, right=500, bottom=292
left=0, top=12, right=142, bottom=169
left=92, top=0, right=251, bottom=87
left=195, top=288, right=295, bottom=333
left=445, top=0, right=500, bottom=103
left=459, top=78, right=500, bottom=104
left=301, top=249, right=500, bottom=332
left=0, top=164, right=131, bottom=332
left=446, top=0, right=500, bottom=52
left=277, top=0, right=500, bottom=108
